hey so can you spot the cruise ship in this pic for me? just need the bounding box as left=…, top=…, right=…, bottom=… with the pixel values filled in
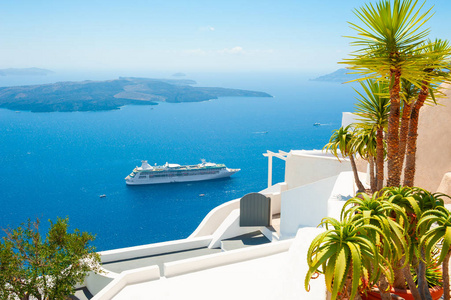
left=125, top=160, right=240, bottom=185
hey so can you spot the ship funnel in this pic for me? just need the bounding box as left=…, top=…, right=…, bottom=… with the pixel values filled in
left=141, top=160, right=153, bottom=170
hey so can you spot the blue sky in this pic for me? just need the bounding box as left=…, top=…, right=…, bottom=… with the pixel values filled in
left=1, top=0, right=450, bottom=73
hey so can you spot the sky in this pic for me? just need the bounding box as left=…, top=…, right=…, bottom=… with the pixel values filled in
left=1, top=0, right=451, bottom=73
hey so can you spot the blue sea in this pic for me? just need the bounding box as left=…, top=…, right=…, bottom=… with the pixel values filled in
left=0, top=71, right=357, bottom=251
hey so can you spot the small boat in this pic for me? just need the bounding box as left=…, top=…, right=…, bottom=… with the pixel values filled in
left=125, top=160, right=240, bottom=185
left=99, top=194, right=106, bottom=198
left=313, top=122, right=321, bottom=126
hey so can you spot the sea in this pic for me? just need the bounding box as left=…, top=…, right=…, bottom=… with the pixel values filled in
left=0, top=71, right=358, bottom=251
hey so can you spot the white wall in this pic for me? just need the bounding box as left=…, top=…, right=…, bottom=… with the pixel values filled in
left=284, top=150, right=352, bottom=190
left=280, top=171, right=358, bottom=239
left=188, top=198, right=240, bottom=238
left=342, top=112, right=359, bottom=128
left=415, top=83, right=451, bottom=191
left=327, top=171, right=360, bottom=220
left=85, top=270, right=117, bottom=296
left=437, top=173, right=451, bottom=202
left=280, top=175, right=338, bottom=238
left=259, top=182, right=286, bottom=194
left=260, top=182, right=287, bottom=215
left=283, top=227, right=326, bottom=300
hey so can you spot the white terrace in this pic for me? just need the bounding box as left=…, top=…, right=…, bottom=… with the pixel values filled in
left=74, top=146, right=363, bottom=300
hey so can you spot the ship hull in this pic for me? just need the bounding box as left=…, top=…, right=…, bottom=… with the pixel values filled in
left=125, top=168, right=239, bottom=185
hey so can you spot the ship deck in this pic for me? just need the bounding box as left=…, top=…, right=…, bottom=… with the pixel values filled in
left=139, top=164, right=226, bottom=172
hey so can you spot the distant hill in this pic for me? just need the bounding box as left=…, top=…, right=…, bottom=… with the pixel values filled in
left=119, top=77, right=196, bottom=86
left=0, top=68, right=54, bottom=76
left=171, top=72, right=186, bottom=77
left=0, top=77, right=272, bottom=112
left=311, top=68, right=362, bottom=82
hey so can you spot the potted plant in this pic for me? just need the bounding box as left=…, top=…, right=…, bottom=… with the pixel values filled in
left=305, top=187, right=449, bottom=300
left=304, top=212, right=393, bottom=300
left=306, top=191, right=409, bottom=300
left=418, top=204, right=451, bottom=300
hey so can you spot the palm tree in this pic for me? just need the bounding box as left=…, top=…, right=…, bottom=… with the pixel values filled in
left=305, top=216, right=392, bottom=300
left=324, top=125, right=365, bottom=192
left=403, top=39, right=451, bottom=186
left=344, top=0, right=434, bottom=187
left=354, top=79, right=390, bottom=191
left=398, top=79, right=420, bottom=172
left=352, top=126, right=378, bottom=192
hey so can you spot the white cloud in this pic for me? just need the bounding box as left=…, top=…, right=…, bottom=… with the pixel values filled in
left=199, top=26, right=215, bottom=32
left=218, top=46, right=245, bottom=55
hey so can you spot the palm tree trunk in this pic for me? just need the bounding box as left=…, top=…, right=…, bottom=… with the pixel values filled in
left=418, top=259, right=426, bottom=300
left=393, top=267, right=406, bottom=289
left=418, top=248, right=433, bottom=300
left=404, top=83, right=428, bottom=187
left=398, top=102, right=412, bottom=173
left=349, top=154, right=365, bottom=192
left=387, top=69, right=402, bottom=187
left=376, top=128, right=384, bottom=190
left=393, top=257, right=406, bottom=289
left=443, top=252, right=451, bottom=300
left=403, top=263, right=421, bottom=300
left=369, top=156, right=376, bottom=192
left=377, top=274, right=392, bottom=300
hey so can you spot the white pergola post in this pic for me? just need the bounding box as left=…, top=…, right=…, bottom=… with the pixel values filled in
left=267, top=155, right=273, bottom=187
left=263, top=150, right=288, bottom=188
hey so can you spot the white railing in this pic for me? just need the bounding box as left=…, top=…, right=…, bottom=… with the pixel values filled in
left=164, top=239, right=292, bottom=278
left=99, top=236, right=212, bottom=263
left=92, top=265, right=160, bottom=300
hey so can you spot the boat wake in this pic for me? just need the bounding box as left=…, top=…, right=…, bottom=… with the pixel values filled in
left=313, top=123, right=333, bottom=127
